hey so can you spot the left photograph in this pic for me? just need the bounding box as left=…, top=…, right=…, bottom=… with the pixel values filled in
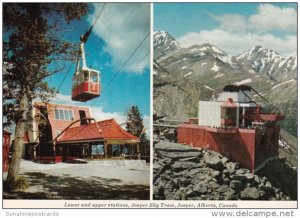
left=3, top=3, right=150, bottom=200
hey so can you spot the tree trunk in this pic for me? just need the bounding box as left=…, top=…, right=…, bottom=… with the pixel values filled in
left=6, top=88, right=29, bottom=189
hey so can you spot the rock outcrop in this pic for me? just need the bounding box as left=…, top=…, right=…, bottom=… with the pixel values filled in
left=153, top=141, right=295, bottom=200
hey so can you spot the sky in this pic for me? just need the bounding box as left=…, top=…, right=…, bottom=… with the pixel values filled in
left=154, top=3, right=297, bottom=56
left=45, top=3, right=151, bottom=135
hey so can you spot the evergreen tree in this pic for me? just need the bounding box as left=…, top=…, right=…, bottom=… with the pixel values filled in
left=3, top=3, right=88, bottom=190
left=126, top=106, right=149, bottom=158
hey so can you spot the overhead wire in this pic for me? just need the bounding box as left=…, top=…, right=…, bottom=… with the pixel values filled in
left=90, top=32, right=150, bottom=107
left=56, top=62, right=74, bottom=93
left=101, top=32, right=150, bottom=95
left=102, top=52, right=150, bottom=97
left=92, top=3, right=107, bottom=28
left=57, top=3, right=107, bottom=94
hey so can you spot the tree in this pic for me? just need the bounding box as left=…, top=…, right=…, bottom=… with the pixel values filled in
left=3, top=3, right=88, bottom=190
left=126, top=106, right=149, bottom=158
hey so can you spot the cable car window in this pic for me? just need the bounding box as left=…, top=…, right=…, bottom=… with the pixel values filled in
left=83, top=70, right=89, bottom=82
left=78, top=73, right=83, bottom=83
left=90, top=71, right=98, bottom=83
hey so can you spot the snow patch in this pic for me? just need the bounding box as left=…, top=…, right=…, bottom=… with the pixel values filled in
left=175, top=59, right=183, bottom=64
left=270, top=79, right=295, bottom=90
left=211, top=62, right=219, bottom=72
left=235, top=78, right=252, bottom=85
left=199, top=47, right=208, bottom=51
left=181, top=66, right=187, bottom=70
left=184, top=72, right=193, bottom=77
left=212, top=46, right=224, bottom=54
left=214, top=74, right=224, bottom=78
left=217, top=54, right=234, bottom=66
left=194, top=53, right=206, bottom=57
left=204, top=85, right=215, bottom=91
left=189, top=47, right=200, bottom=52
left=201, top=62, right=207, bottom=66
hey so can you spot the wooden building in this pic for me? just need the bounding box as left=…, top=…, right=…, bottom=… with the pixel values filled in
left=24, top=102, right=139, bottom=163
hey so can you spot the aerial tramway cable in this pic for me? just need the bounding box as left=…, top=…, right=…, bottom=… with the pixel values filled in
left=102, top=51, right=150, bottom=99
left=56, top=3, right=107, bottom=97
left=101, top=32, right=150, bottom=95
left=71, top=3, right=107, bottom=102
left=89, top=32, right=150, bottom=107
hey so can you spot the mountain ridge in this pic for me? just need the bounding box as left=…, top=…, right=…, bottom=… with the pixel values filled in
left=153, top=31, right=297, bottom=136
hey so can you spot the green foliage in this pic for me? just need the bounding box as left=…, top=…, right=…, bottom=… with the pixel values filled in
left=3, top=3, right=88, bottom=190
left=126, top=106, right=149, bottom=156
left=3, top=3, right=88, bottom=126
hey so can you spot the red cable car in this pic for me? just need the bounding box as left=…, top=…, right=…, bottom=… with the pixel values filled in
left=72, top=33, right=101, bottom=102
left=72, top=67, right=101, bottom=102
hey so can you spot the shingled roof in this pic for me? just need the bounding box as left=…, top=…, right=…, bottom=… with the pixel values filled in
left=57, top=118, right=139, bottom=143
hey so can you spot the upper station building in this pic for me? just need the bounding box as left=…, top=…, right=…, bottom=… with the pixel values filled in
left=178, top=85, right=285, bottom=172
left=198, top=85, right=258, bottom=128
left=23, top=102, right=140, bottom=163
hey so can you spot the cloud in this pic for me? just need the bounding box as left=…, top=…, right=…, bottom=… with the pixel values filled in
left=211, top=14, right=247, bottom=33
left=178, top=4, right=297, bottom=56
left=50, top=93, right=126, bottom=124
left=89, top=106, right=127, bottom=124
left=88, top=3, right=150, bottom=73
left=249, top=4, right=297, bottom=31
left=50, top=94, right=150, bottom=135
left=178, top=29, right=296, bottom=56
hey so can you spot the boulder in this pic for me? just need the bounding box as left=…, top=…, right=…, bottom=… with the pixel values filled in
left=230, top=180, right=243, bottom=192
left=158, top=151, right=201, bottom=160
left=193, top=183, right=208, bottom=194
left=231, top=174, right=247, bottom=183
left=226, top=162, right=238, bottom=173
left=204, top=153, right=223, bottom=170
left=153, top=185, right=165, bottom=200
left=172, top=161, right=203, bottom=172
left=240, top=187, right=260, bottom=200
left=155, top=141, right=201, bottom=152
left=221, top=157, right=229, bottom=165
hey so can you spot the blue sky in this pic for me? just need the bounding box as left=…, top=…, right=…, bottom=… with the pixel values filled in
left=45, top=3, right=150, bottom=134
left=154, top=3, right=297, bottom=56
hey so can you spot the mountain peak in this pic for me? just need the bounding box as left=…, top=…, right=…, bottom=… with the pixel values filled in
left=153, top=31, right=180, bottom=48
left=154, top=30, right=180, bottom=59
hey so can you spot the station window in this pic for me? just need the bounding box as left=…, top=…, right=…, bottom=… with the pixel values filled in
left=54, top=108, right=74, bottom=121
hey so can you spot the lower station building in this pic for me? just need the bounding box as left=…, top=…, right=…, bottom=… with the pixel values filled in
left=178, top=85, right=285, bottom=172
left=23, top=102, right=140, bottom=163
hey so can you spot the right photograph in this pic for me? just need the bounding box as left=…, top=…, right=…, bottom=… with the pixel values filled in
left=153, top=3, right=297, bottom=201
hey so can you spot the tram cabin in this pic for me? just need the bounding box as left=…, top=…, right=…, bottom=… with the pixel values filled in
left=72, top=67, right=101, bottom=102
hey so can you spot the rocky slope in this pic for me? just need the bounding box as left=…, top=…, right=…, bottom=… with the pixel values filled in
left=153, top=141, right=297, bottom=200
left=153, top=31, right=297, bottom=136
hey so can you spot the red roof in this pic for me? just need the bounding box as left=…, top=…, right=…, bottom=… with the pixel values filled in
left=57, top=118, right=139, bottom=143
left=221, top=98, right=237, bottom=108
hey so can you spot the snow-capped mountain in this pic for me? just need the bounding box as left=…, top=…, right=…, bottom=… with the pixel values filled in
left=153, top=31, right=180, bottom=60
left=153, top=31, right=297, bottom=136
left=236, top=45, right=297, bottom=82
